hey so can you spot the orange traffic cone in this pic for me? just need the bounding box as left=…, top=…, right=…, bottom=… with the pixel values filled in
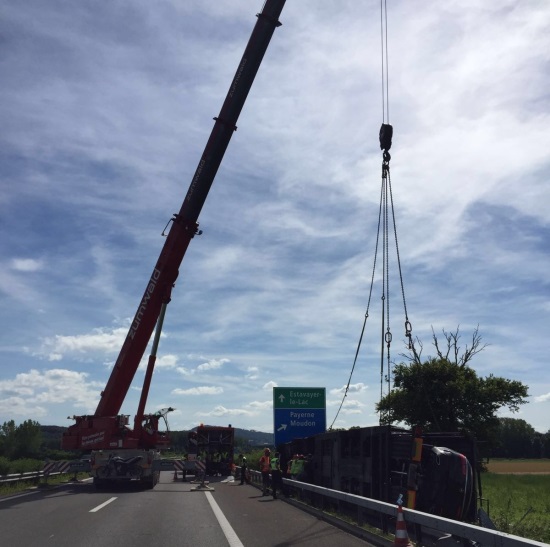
left=394, top=505, right=413, bottom=547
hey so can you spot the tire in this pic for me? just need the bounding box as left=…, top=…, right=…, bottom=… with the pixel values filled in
left=143, top=477, right=154, bottom=489
left=140, top=473, right=156, bottom=489
left=94, top=477, right=106, bottom=490
left=96, top=466, right=111, bottom=479
left=128, top=465, right=143, bottom=479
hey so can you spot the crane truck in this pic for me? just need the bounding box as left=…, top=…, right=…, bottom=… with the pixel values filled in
left=61, top=1, right=287, bottom=488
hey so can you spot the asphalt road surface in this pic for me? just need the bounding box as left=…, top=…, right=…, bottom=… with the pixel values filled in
left=0, top=472, right=373, bottom=546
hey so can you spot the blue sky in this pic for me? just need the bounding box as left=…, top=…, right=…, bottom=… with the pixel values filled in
left=1, top=1, right=549, bottom=436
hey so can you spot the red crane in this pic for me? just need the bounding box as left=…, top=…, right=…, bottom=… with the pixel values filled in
left=62, top=0, right=286, bottom=453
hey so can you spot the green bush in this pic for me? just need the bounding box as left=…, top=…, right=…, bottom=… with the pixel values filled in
left=41, top=449, right=75, bottom=461
left=0, top=456, right=10, bottom=475
left=10, top=458, right=42, bottom=474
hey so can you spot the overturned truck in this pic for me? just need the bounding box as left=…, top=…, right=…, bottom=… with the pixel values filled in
left=279, top=425, right=477, bottom=522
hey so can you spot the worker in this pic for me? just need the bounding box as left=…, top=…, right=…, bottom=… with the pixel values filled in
left=290, top=454, right=301, bottom=481
left=270, top=451, right=282, bottom=499
left=259, top=448, right=271, bottom=496
left=239, top=454, right=250, bottom=485
left=286, top=454, right=297, bottom=479
left=293, top=454, right=305, bottom=480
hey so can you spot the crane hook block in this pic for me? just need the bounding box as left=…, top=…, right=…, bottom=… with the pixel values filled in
left=379, top=123, right=393, bottom=152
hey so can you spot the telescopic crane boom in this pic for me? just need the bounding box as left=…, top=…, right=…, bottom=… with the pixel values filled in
left=62, top=0, right=286, bottom=452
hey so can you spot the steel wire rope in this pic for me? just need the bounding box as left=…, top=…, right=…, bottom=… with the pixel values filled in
left=330, top=0, right=416, bottom=429
left=329, top=178, right=386, bottom=430
left=329, top=0, right=393, bottom=430
left=380, top=0, right=390, bottom=124
left=387, top=169, right=414, bottom=353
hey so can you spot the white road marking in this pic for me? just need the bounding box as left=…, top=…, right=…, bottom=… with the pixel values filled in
left=89, top=497, right=117, bottom=512
left=205, top=491, right=244, bottom=547
left=0, top=490, right=40, bottom=503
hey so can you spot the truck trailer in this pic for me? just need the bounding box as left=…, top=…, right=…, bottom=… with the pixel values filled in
left=279, top=425, right=477, bottom=523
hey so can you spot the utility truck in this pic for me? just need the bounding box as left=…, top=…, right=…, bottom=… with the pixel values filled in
left=187, top=425, right=235, bottom=477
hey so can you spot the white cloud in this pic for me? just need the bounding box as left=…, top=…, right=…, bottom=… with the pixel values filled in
left=245, top=366, right=259, bottom=380
left=197, top=358, right=229, bottom=371
left=0, top=369, right=103, bottom=417
left=38, top=327, right=128, bottom=360
left=155, top=354, right=179, bottom=369
left=248, top=400, right=272, bottom=410
left=0, top=1, right=548, bottom=434
left=11, top=258, right=44, bottom=272
left=330, top=383, right=368, bottom=395
left=172, top=386, right=223, bottom=396
left=196, top=405, right=253, bottom=418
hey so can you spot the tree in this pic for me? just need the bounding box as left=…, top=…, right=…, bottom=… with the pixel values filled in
left=0, top=420, right=42, bottom=459
left=0, top=420, right=17, bottom=459
left=492, top=417, right=536, bottom=458
left=376, top=327, right=529, bottom=445
left=14, top=420, right=42, bottom=459
left=543, top=431, right=550, bottom=458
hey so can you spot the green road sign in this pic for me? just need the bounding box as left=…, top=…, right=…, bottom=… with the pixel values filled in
left=273, top=387, right=326, bottom=410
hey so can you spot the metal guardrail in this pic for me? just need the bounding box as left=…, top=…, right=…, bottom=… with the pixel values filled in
left=0, top=460, right=94, bottom=486
left=240, top=468, right=546, bottom=547
left=0, top=459, right=191, bottom=485
left=0, top=471, right=44, bottom=484
left=0, top=471, right=69, bottom=485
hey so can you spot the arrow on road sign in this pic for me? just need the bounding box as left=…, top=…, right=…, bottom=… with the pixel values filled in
left=277, top=424, right=287, bottom=431
left=278, top=394, right=285, bottom=403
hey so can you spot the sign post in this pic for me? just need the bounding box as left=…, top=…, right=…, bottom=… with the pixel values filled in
left=273, top=387, right=326, bottom=447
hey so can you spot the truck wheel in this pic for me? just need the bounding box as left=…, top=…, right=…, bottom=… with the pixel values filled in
left=129, top=465, right=143, bottom=479
left=141, top=475, right=155, bottom=489
left=96, top=466, right=110, bottom=479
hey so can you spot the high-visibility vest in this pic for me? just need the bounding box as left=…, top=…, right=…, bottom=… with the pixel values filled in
left=260, top=456, right=270, bottom=472
left=270, top=457, right=279, bottom=471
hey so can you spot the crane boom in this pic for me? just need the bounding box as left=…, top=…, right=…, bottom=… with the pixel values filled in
left=97, top=3, right=285, bottom=417
left=62, top=0, right=286, bottom=451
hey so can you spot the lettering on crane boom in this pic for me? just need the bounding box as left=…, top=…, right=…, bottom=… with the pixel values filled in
left=129, top=268, right=161, bottom=339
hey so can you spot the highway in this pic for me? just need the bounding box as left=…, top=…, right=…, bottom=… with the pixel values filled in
left=0, top=472, right=373, bottom=546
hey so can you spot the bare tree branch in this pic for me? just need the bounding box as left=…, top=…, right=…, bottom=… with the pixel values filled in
left=399, top=337, right=423, bottom=364
left=400, top=325, right=488, bottom=366
left=459, top=324, right=488, bottom=366
left=432, top=326, right=447, bottom=361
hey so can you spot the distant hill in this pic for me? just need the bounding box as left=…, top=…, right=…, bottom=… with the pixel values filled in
left=40, top=425, right=273, bottom=449
left=234, top=428, right=273, bottom=447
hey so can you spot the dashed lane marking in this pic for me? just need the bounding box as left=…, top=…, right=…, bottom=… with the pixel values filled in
left=89, top=497, right=117, bottom=513
left=205, top=491, right=244, bottom=547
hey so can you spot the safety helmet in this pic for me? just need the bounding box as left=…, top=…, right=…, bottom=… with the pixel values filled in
left=264, top=448, right=270, bottom=454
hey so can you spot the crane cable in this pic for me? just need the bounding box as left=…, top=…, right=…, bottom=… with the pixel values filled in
left=381, top=0, right=390, bottom=125
left=329, top=0, right=414, bottom=430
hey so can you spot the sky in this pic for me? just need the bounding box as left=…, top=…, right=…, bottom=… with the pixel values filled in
left=1, top=0, right=549, bottom=437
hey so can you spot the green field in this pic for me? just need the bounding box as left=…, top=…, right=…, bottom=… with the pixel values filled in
left=481, top=470, right=550, bottom=544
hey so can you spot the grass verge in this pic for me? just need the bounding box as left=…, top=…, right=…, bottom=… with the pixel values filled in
left=481, top=472, right=550, bottom=543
